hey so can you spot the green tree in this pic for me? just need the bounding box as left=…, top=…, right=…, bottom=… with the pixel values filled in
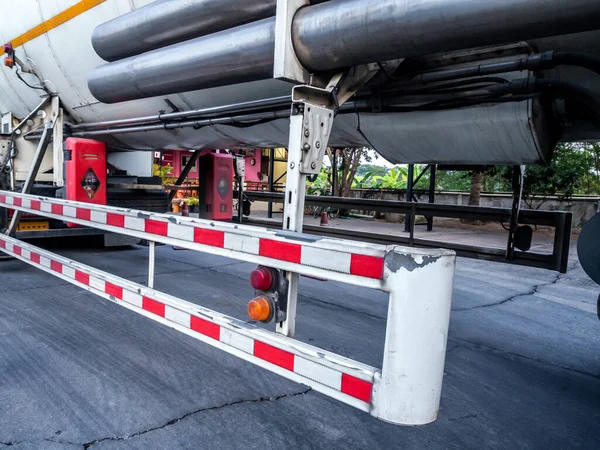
left=372, top=166, right=408, bottom=190
left=327, top=147, right=372, bottom=197
left=356, top=164, right=388, bottom=178
left=489, top=143, right=600, bottom=208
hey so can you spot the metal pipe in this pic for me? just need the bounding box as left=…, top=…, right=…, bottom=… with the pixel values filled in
left=73, top=110, right=290, bottom=137
left=267, top=148, right=275, bottom=218
left=89, top=0, right=600, bottom=104
left=92, top=0, right=277, bottom=62
left=70, top=96, right=291, bottom=130
left=292, top=0, right=600, bottom=72
left=88, top=18, right=276, bottom=104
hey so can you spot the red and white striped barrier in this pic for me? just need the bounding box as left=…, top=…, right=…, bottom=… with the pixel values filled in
left=0, top=234, right=376, bottom=410
left=0, top=190, right=456, bottom=425
left=0, top=191, right=384, bottom=288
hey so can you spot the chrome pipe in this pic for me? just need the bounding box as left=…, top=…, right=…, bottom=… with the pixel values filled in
left=73, top=110, right=290, bottom=137
left=88, top=18, right=275, bottom=104
left=89, top=0, right=600, bottom=104
left=92, top=0, right=277, bottom=62
left=70, top=95, right=292, bottom=130
left=293, top=0, right=600, bottom=72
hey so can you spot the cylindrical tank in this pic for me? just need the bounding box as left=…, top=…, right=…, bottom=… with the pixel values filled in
left=92, top=0, right=277, bottom=62
left=0, top=0, right=599, bottom=162
left=88, top=0, right=600, bottom=104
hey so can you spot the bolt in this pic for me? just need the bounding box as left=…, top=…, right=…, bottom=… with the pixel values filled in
left=290, top=162, right=295, bottom=169
left=303, top=143, right=311, bottom=151
left=311, top=162, right=316, bottom=169
left=315, top=142, right=321, bottom=149
left=304, top=129, right=310, bottom=137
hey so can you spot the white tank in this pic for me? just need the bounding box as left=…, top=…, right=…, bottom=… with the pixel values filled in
left=1, top=0, right=599, bottom=165
left=0, top=0, right=291, bottom=125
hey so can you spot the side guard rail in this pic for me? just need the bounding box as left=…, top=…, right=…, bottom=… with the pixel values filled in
left=0, top=191, right=455, bottom=425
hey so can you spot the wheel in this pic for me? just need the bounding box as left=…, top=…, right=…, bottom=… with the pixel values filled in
left=578, top=212, right=600, bottom=285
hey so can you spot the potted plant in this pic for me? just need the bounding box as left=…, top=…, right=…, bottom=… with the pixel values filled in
left=186, top=197, right=200, bottom=214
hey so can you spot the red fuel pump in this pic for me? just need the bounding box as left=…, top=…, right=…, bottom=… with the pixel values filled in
left=64, top=138, right=107, bottom=227
left=197, top=152, right=233, bottom=221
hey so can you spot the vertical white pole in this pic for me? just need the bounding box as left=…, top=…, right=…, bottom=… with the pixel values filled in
left=148, top=241, right=156, bottom=289
left=276, top=112, right=306, bottom=337
left=372, top=247, right=456, bottom=425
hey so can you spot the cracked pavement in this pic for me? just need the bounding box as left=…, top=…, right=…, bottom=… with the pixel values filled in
left=0, top=240, right=599, bottom=449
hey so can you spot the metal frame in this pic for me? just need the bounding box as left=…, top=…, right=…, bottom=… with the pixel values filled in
left=405, top=164, right=437, bottom=232
left=0, top=190, right=456, bottom=426
left=242, top=191, right=572, bottom=273
left=277, top=85, right=336, bottom=337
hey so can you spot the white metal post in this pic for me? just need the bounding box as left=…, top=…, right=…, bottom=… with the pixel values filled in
left=372, top=247, right=456, bottom=425
left=276, top=112, right=306, bottom=337
left=148, top=241, right=156, bottom=289
left=276, top=87, right=335, bottom=337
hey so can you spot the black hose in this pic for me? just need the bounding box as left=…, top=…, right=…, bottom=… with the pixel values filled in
left=553, top=52, right=600, bottom=77
left=401, top=51, right=600, bottom=85
left=535, top=78, right=600, bottom=122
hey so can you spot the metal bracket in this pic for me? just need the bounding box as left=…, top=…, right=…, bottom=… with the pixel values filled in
left=291, top=85, right=335, bottom=175
left=276, top=85, right=336, bottom=337
left=274, top=0, right=310, bottom=84
left=506, top=165, right=526, bottom=259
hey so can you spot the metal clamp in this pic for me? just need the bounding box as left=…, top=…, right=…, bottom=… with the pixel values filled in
left=291, top=85, right=335, bottom=175
left=274, top=0, right=310, bottom=84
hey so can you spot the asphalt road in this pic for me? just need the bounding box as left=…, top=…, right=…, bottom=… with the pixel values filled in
left=0, top=239, right=598, bottom=449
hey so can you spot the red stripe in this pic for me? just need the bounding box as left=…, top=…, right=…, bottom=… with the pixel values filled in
left=350, top=254, right=385, bottom=279
left=75, top=270, right=90, bottom=285
left=107, top=213, right=125, bottom=228
left=50, top=261, right=62, bottom=273
left=194, top=228, right=225, bottom=247
left=341, top=374, right=372, bottom=403
left=30, top=200, right=41, bottom=210
left=259, top=239, right=302, bottom=264
left=0, top=194, right=5, bottom=203
left=145, top=219, right=169, bottom=236
left=13, top=246, right=21, bottom=256
left=76, top=208, right=91, bottom=221
left=51, top=204, right=63, bottom=215
left=105, top=282, right=123, bottom=300
left=13, top=198, right=22, bottom=207
left=190, top=316, right=221, bottom=340
left=30, top=252, right=40, bottom=263
left=254, top=341, right=295, bottom=371
left=0, top=240, right=5, bottom=249
left=142, top=297, right=165, bottom=317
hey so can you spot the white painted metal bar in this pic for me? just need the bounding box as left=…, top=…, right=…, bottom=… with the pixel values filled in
left=0, top=231, right=455, bottom=425
left=148, top=241, right=155, bottom=289
left=0, top=233, right=377, bottom=412
left=0, top=188, right=457, bottom=425
left=0, top=191, right=387, bottom=289
left=277, top=110, right=306, bottom=337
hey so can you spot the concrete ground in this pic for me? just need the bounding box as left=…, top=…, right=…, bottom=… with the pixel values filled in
left=0, top=229, right=598, bottom=449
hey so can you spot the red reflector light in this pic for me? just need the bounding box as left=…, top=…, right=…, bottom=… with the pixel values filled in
left=250, top=266, right=275, bottom=291
left=3, top=42, right=13, bottom=54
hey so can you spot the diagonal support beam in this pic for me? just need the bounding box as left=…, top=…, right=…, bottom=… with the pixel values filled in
left=6, top=120, right=55, bottom=236
left=168, top=150, right=201, bottom=203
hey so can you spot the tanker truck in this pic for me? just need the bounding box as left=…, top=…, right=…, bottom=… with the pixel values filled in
left=0, top=0, right=600, bottom=425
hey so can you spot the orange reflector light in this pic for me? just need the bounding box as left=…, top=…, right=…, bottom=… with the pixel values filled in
left=248, top=296, right=273, bottom=322
left=4, top=56, right=14, bottom=68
